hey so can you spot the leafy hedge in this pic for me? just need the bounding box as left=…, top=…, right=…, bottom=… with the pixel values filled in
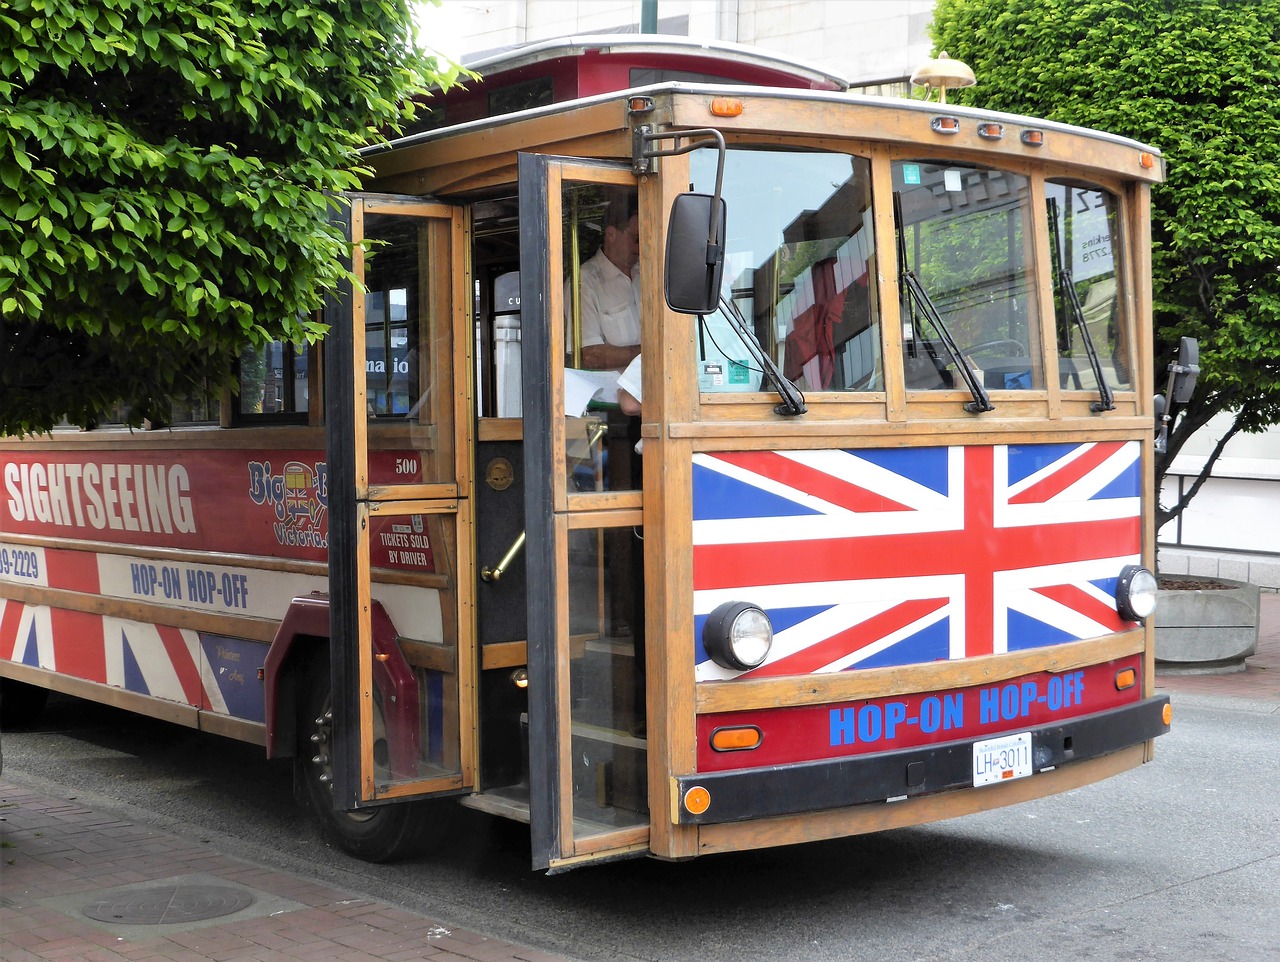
left=931, top=0, right=1280, bottom=526
left=0, top=0, right=454, bottom=433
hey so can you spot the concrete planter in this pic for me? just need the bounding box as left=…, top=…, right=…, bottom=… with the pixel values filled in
left=1155, top=575, right=1260, bottom=674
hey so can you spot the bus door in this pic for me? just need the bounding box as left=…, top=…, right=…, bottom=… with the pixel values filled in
left=517, top=154, right=651, bottom=871
left=326, top=194, right=475, bottom=810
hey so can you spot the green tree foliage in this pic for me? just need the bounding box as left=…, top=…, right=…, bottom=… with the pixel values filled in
left=0, top=0, right=458, bottom=433
left=931, top=0, right=1280, bottom=528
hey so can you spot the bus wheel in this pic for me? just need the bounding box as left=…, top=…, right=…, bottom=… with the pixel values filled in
left=0, top=678, right=50, bottom=727
left=298, top=661, right=436, bottom=862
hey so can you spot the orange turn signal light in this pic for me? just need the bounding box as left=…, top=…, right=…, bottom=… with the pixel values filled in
left=683, top=785, right=711, bottom=815
left=1162, top=702, right=1173, bottom=725
left=1114, top=667, right=1137, bottom=690
left=710, top=97, right=745, bottom=117
left=710, top=725, right=762, bottom=752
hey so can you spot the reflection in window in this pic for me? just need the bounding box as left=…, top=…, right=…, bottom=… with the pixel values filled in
left=238, top=340, right=308, bottom=418
left=364, top=214, right=423, bottom=419
left=1046, top=181, right=1131, bottom=391
left=360, top=210, right=454, bottom=487
left=690, top=148, right=881, bottom=394
left=894, top=162, right=1040, bottom=392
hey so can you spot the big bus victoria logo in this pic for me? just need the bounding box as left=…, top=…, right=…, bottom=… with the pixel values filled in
left=247, top=459, right=328, bottom=548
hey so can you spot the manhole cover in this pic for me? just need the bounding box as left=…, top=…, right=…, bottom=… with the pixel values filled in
left=82, top=884, right=255, bottom=925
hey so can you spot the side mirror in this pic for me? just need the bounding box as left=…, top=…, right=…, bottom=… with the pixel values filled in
left=665, top=192, right=726, bottom=315
left=1169, top=336, right=1199, bottom=404
left=1155, top=336, right=1200, bottom=455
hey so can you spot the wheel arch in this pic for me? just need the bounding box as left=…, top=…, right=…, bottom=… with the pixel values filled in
left=264, top=593, right=331, bottom=759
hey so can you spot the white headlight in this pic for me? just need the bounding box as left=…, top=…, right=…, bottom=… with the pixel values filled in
left=704, top=602, right=774, bottom=671
left=1116, top=565, right=1158, bottom=622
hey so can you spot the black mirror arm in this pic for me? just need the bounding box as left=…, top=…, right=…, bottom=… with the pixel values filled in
left=633, top=125, right=725, bottom=263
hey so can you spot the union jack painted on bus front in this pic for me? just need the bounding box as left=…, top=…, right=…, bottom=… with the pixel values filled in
left=692, top=441, right=1141, bottom=681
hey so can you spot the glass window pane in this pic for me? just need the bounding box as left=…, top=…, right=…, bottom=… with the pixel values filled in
left=894, top=161, right=1041, bottom=391
left=1046, top=181, right=1132, bottom=391
left=238, top=340, right=307, bottom=419
left=691, top=148, right=881, bottom=394
left=562, top=183, right=641, bottom=492
left=366, top=514, right=462, bottom=789
left=363, top=212, right=455, bottom=486
left=567, top=521, right=648, bottom=836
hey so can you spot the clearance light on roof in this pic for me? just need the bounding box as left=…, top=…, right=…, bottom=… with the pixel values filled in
left=931, top=116, right=961, bottom=134
left=1021, top=129, right=1045, bottom=146
left=710, top=96, right=744, bottom=117
left=1139, top=151, right=1158, bottom=169
left=977, top=122, right=1004, bottom=140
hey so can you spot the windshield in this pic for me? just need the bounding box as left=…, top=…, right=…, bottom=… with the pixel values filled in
left=893, top=161, right=1041, bottom=392
left=1046, top=180, right=1132, bottom=393
left=690, top=148, right=881, bottom=394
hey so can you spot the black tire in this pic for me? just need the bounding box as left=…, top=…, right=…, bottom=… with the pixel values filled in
left=297, top=658, right=444, bottom=862
left=0, top=678, right=50, bottom=728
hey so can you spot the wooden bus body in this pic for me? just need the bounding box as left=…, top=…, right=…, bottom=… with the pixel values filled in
left=0, top=37, right=1172, bottom=872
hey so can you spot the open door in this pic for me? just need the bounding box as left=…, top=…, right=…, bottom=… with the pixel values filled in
left=326, top=194, right=475, bottom=810
left=518, top=154, right=651, bottom=871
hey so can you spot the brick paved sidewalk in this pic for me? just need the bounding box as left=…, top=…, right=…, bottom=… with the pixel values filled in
left=0, top=784, right=569, bottom=962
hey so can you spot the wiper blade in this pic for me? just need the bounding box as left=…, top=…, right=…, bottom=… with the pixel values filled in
left=900, top=269, right=994, bottom=414
left=894, top=190, right=991, bottom=414
left=1048, top=198, right=1114, bottom=412
left=714, top=295, right=806, bottom=417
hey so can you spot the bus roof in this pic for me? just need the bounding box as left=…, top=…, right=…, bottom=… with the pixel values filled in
left=458, top=33, right=850, bottom=91
left=407, top=33, right=848, bottom=135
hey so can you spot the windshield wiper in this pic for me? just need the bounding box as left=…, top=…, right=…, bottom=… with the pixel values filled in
left=1048, top=198, right=1114, bottom=413
left=894, top=193, right=992, bottom=414
left=712, top=294, right=806, bottom=417
left=899, top=271, right=994, bottom=413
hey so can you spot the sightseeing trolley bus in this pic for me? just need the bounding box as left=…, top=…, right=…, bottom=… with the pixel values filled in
left=0, top=36, right=1193, bottom=871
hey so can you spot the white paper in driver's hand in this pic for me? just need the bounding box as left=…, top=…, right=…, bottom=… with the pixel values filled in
left=563, top=368, right=621, bottom=417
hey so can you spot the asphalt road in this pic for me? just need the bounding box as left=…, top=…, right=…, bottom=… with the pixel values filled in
left=3, top=688, right=1278, bottom=962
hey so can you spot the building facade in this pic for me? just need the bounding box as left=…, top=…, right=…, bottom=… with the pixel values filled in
left=429, top=0, right=935, bottom=89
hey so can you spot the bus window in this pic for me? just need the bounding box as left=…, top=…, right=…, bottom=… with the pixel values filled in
left=690, top=148, right=881, bottom=394
left=237, top=340, right=308, bottom=419
left=893, top=161, right=1042, bottom=392
left=1046, top=181, right=1132, bottom=392
left=562, top=184, right=640, bottom=493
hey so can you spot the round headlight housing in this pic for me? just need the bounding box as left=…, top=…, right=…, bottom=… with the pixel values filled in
left=1116, top=564, right=1158, bottom=622
left=703, top=601, right=773, bottom=671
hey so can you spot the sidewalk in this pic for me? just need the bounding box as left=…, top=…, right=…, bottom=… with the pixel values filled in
left=2, top=602, right=1275, bottom=962
left=0, top=785, right=569, bottom=962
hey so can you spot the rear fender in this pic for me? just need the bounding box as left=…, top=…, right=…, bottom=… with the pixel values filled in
left=264, top=593, right=421, bottom=765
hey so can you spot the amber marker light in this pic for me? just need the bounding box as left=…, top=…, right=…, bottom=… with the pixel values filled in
left=1114, top=667, right=1137, bottom=690
left=931, top=115, right=960, bottom=134
left=710, top=725, right=763, bottom=752
left=1139, top=151, right=1157, bottom=169
left=684, top=785, right=712, bottom=815
left=1163, top=703, right=1173, bottom=725
left=1020, top=129, right=1045, bottom=146
left=710, top=96, right=744, bottom=117
left=977, top=122, right=1004, bottom=140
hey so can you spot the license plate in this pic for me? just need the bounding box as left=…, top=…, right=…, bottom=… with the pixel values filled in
left=972, top=732, right=1033, bottom=787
